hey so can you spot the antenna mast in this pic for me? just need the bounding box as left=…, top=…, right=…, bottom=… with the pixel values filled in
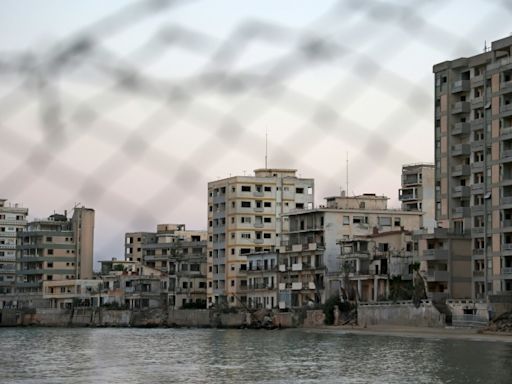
left=265, top=129, right=268, bottom=169
left=346, top=152, right=349, bottom=196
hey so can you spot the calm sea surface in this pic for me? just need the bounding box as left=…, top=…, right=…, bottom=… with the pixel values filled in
left=0, top=328, right=511, bottom=384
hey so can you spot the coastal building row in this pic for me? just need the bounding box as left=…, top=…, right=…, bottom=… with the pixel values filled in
left=7, top=36, right=512, bottom=312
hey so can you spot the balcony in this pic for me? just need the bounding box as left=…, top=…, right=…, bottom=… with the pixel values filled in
left=452, top=207, right=470, bottom=217
left=472, top=227, right=485, bottom=235
left=451, top=122, right=471, bottom=136
left=426, top=270, right=450, bottom=282
left=501, top=103, right=512, bottom=116
left=451, top=144, right=470, bottom=157
left=502, top=267, right=512, bottom=275
left=473, top=270, right=485, bottom=278
left=503, top=243, right=512, bottom=252
left=451, top=186, right=471, bottom=198
left=291, top=263, right=302, bottom=271
left=451, top=164, right=471, bottom=177
left=399, top=192, right=417, bottom=202
left=451, top=101, right=470, bottom=114
left=422, top=249, right=449, bottom=261
left=502, top=150, right=512, bottom=162
left=291, top=282, right=303, bottom=290
left=402, top=175, right=419, bottom=186
left=502, top=196, right=512, bottom=205
left=451, top=80, right=470, bottom=93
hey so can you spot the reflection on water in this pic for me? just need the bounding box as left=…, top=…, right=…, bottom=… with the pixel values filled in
left=0, top=328, right=511, bottom=384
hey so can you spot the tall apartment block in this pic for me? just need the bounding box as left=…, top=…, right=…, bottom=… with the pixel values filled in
left=433, top=35, right=512, bottom=299
left=16, top=207, right=95, bottom=308
left=0, top=199, right=28, bottom=301
left=399, top=163, right=436, bottom=231
left=139, top=224, right=207, bottom=308
left=207, top=168, right=314, bottom=307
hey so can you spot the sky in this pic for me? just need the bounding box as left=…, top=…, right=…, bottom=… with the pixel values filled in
left=1, top=0, right=511, bottom=267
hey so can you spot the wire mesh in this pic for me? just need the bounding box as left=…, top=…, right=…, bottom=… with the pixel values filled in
left=0, top=0, right=511, bottom=259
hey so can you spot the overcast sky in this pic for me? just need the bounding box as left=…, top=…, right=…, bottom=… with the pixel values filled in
left=1, top=0, right=511, bottom=267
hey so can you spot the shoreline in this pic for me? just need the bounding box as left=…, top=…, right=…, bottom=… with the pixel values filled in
left=301, top=324, right=512, bottom=343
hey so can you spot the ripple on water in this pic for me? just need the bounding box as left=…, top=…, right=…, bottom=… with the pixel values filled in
left=0, top=328, right=511, bottom=384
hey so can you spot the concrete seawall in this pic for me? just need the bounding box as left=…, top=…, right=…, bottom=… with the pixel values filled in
left=0, top=308, right=262, bottom=328
left=358, top=301, right=445, bottom=328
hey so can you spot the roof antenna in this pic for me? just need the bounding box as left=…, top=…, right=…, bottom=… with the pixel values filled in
left=484, top=40, right=487, bottom=52
left=265, top=129, right=268, bottom=169
left=346, top=151, right=349, bottom=197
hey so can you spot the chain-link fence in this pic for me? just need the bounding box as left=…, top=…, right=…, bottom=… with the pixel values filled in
left=1, top=0, right=511, bottom=259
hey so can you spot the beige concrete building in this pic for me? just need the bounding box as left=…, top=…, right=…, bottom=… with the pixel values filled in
left=126, top=224, right=208, bottom=308
left=42, top=279, right=102, bottom=309
left=245, top=251, right=278, bottom=309
left=279, top=194, right=422, bottom=307
left=207, top=168, right=314, bottom=307
left=16, top=207, right=95, bottom=308
left=338, top=230, right=415, bottom=302
left=399, top=164, right=436, bottom=231
left=0, top=199, right=28, bottom=302
left=125, top=232, right=156, bottom=263
left=433, top=35, right=512, bottom=298
left=416, top=228, right=472, bottom=301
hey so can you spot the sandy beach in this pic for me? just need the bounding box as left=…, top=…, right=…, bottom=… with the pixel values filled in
left=302, top=325, right=512, bottom=343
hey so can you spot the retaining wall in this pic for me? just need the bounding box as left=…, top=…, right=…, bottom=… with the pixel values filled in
left=358, top=301, right=445, bottom=328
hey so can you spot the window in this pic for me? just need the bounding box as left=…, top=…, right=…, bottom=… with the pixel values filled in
left=343, top=216, right=350, bottom=225
left=394, top=218, right=401, bottom=227
left=296, top=203, right=304, bottom=209
left=264, top=186, right=272, bottom=192
left=47, top=249, right=54, bottom=255
left=240, top=248, right=251, bottom=255
left=199, top=282, right=206, bottom=289
left=264, top=217, right=272, bottom=223
left=264, top=202, right=271, bottom=208
left=47, top=262, right=53, bottom=268
left=378, top=243, right=389, bottom=252
left=263, top=233, right=271, bottom=239
left=241, top=217, right=252, bottom=223
left=46, top=236, right=52, bottom=242
left=353, top=216, right=367, bottom=224
left=241, top=233, right=251, bottom=239
left=190, top=264, right=200, bottom=272
left=296, top=187, right=304, bottom=194
left=241, top=185, right=251, bottom=192
left=241, top=201, right=251, bottom=208
left=231, top=280, right=235, bottom=287
left=378, top=217, right=392, bottom=226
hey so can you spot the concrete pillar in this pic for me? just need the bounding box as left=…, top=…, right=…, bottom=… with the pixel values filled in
left=373, top=277, right=378, bottom=301
left=357, top=280, right=362, bottom=300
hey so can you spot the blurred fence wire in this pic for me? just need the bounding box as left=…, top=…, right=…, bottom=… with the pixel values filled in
left=0, top=0, right=511, bottom=256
